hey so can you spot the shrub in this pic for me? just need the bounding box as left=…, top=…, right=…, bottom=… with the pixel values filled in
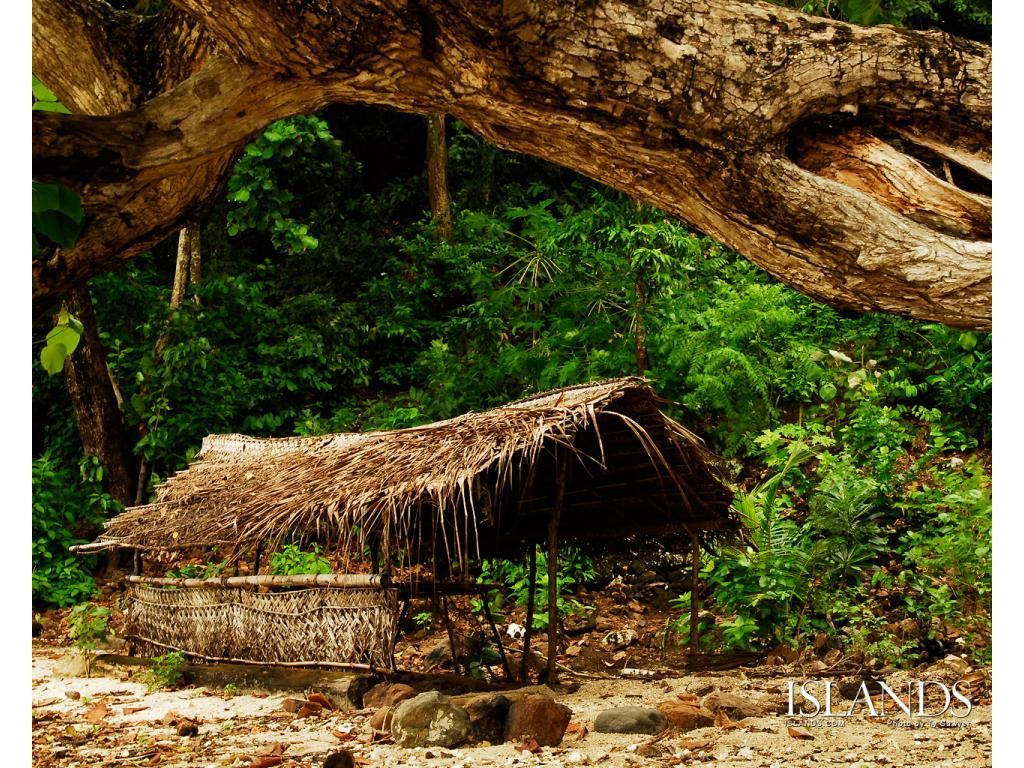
left=68, top=603, right=110, bottom=677
left=269, top=543, right=331, bottom=575
left=146, top=651, right=187, bottom=690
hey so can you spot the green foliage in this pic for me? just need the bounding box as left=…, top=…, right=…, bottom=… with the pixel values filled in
left=166, top=562, right=226, bottom=580
left=68, top=603, right=110, bottom=676
left=226, top=116, right=346, bottom=254
left=269, top=543, right=331, bottom=575
left=39, top=306, right=83, bottom=375
left=475, top=547, right=597, bottom=630
left=145, top=651, right=187, bottom=690
left=32, top=454, right=117, bottom=607
left=412, top=611, right=433, bottom=630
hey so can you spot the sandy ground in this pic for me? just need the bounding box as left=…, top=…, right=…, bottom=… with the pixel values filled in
left=31, top=645, right=992, bottom=768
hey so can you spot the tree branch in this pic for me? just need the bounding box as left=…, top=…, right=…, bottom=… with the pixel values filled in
left=32, top=0, right=992, bottom=328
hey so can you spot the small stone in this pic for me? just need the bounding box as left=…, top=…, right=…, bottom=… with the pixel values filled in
left=369, top=706, right=394, bottom=733
left=655, top=701, right=714, bottom=731
left=593, top=706, right=668, bottom=735
left=176, top=720, right=199, bottom=737
left=392, top=691, right=471, bottom=748
left=702, top=692, right=766, bottom=720
left=322, top=750, right=355, bottom=768
left=504, top=694, right=572, bottom=747
left=602, top=629, right=636, bottom=649
left=282, top=697, right=307, bottom=713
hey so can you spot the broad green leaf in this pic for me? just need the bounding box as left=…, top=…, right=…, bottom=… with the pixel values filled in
left=45, top=324, right=81, bottom=356
left=40, top=342, right=67, bottom=375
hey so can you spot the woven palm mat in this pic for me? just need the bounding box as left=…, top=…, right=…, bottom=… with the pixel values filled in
left=125, top=584, right=398, bottom=668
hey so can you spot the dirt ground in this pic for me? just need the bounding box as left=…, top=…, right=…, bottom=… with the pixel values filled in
left=31, top=641, right=992, bottom=768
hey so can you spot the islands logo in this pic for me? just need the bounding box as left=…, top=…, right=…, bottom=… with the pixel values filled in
left=784, top=679, right=974, bottom=725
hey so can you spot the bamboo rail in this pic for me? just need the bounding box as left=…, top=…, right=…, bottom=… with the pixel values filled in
left=126, top=573, right=388, bottom=589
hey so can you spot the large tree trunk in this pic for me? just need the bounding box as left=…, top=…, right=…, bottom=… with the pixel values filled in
left=426, top=113, right=454, bottom=240
left=32, top=0, right=991, bottom=329
left=63, top=285, right=137, bottom=506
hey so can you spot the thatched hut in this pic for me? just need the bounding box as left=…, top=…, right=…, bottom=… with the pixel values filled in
left=79, top=377, right=734, bottom=677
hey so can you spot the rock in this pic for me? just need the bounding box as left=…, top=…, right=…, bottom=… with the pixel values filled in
left=601, top=629, right=636, bottom=649
left=54, top=650, right=94, bottom=678
left=424, top=640, right=454, bottom=668
left=655, top=701, right=714, bottom=731
left=463, top=693, right=510, bottom=744
left=593, top=707, right=668, bottom=735
left=504, top=693, right=572, bottom=747
left=391, top=691, right=470, bottom=748
left=65, top=690, right=81, bottom=700
left=282, top=697, right=307, bottom=713
left=369, top=706, right=395, bottom=732
left=937, top=654, right=971, bottom=677
left=323, top=751, right=355, bottom=768
left=363, top=682, right=416, bottom=709
left=176, top=719, right=199, bottom=737
left=702, top=691, right=766, bottom=720
left=344, top=674, right=380, bottom=708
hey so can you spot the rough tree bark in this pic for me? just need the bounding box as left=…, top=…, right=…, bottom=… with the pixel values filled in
left=34, top=0, right=215, bottom=506
left=32, top=0, right=991, bottom=328
left=426, top=113, right=454, bottom=240
left=63, top=286, right=137, bottom=505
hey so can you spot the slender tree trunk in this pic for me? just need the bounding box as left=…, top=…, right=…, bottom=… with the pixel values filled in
left=63, top=285, right=136, bottom=506
left=632, top=271, right=650, bottom=376
left=426, top=113, right=453, bottom=240
left=137, top=224, right=200, bottom=503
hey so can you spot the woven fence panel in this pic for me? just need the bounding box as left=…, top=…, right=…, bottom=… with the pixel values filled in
left=125, top=584, right=398, bottom=668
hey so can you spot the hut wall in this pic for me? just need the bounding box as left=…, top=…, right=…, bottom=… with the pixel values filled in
left=124, top=584, right=398, bottom=668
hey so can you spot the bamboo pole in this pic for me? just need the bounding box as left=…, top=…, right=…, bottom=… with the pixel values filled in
left=478, top=585, right=512, bottom=681
left=689, top=529, right=700, bottom=668
left=521, top=545, right=538, bottom=682
left=546, top=445, right=571, bottom=682
left=126, top=573, right=388, bottom=589
left=441, top=595, right=461, bottom=676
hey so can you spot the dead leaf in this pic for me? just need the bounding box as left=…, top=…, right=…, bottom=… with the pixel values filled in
left=331, top=730, right=356, bottom=742
left=714, top=710, right=733, bottom=728
left=517, top=738, right=542, bottom=753
left=565, top=645, right=582, bottom=657
left=676, top=693, right=700, bottom=704
left=123, top=706, right=148, bottom=715
left=308, top=692, right=334, bottom=710
left=678, top=738, right=713, bottom=751
left=249, top=758, right=284, bottom=768
left=787, top=725, right=814, bottom=740
left=84, top=700, right=109, bottom=724
left=566, top=722, right=588, bottom=741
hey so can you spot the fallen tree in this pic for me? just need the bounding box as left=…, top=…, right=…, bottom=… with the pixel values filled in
left=32, top=0, right=991, bottom=328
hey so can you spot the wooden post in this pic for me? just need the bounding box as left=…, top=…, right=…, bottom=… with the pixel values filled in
left=254, top=542, right=263, bottom=575
left=441, top=595, right=461, bottom=676
left=546, top=446, right=570, bottom=683
left=479, top=585, right=512, bottom=681
left=520, top=545, right=538, bottom=682
left=132, top=549, right=141, bottom=576
left=689, top=529, right=700, bottom=668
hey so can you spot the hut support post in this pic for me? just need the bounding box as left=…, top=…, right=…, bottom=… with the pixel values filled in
left=546, top=446, right=570, bottom=682
left=441, top=595, right=462, bottom=676
left=520, top=545, right=538, bottom=681
left=254, top=542, right=263, bottom=576
left=479, top=586, right=512, bottom=681
left=689, top=529, right=700, bottom=668
left=132, top=549, right=141, bottom=576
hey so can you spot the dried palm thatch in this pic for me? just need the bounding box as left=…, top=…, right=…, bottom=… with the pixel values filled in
left=85, top=377, right=733, bottom=568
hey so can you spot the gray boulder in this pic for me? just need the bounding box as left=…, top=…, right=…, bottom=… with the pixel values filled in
left=594, top=706, right=669, bottom=735
left=391, top=691, right=471, bottom=748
